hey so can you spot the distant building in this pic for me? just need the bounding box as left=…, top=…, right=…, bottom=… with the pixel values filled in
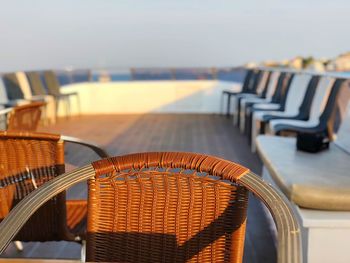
left=288, top=57, right=303, bottom=69
left=305, top=61, right=325, bottom=72
left=326, top=52, right=350, bottom=71
left=245, top=62, right=258, bottom=68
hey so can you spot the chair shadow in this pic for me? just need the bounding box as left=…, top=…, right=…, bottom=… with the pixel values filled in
left=87, top=204, right=247, bottom=262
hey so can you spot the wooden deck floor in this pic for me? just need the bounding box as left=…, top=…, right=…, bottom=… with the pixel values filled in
left=1, top=114, right=276, bottom=263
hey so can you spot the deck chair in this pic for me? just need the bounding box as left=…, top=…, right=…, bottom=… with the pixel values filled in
left=0, top=132, right=108, bottom=250
left=221, top=69, right=255, bottom=117
left=270, top=78, right=349, bottom=140
left=250, top=74, right=312, bottom=151
left=239, top=71, right=281, bottom=133
left=1, top=74, right=52, bottom=125
left=252, top=72, right=295, bottom=112
left=333, top=84, right=350, bottom=154
left=16, top=72, right=56, bottom=124
left=268, top=77, right=336, bottom=134
left=248, top=72, right=294, bottom=151
left=241, top=72, right=292, bottom=138
left=1, top=73, right=28, bottom=107
left=43, top=71, right=80, bottom=118
left=0, top=152, right=301, bottom=263
left=232, top=70, right=271, bottom=126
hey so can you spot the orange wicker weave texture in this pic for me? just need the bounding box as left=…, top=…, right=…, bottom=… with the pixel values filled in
left=88, top=153, right=249, bottom=262
left=7, top=102, right=46, bottom=131
left=0, top=131, right=85, bottom=242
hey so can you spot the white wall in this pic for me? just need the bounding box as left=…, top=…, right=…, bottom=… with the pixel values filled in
left=59, top=80, right=240, bottom=115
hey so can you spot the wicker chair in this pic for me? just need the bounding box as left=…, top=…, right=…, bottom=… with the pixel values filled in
left=0, top=131, right=108, bottom=245
left=7, top=101, right=46, bottom=131
left=0, top=152, right=300, bottom=263
left=0, top=101, right=45, bottom=131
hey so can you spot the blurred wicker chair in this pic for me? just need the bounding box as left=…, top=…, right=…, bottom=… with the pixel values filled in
left=0, top=152, right=301, bottom=263
left=7, top=101, right=46, bottom=131
left=0, top=101, right=45, bottom=131
left=0, top=132, right=108, bottom=246
left=43, top=70, right=80, bottom=118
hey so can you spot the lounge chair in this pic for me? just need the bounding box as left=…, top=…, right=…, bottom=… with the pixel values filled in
left=221, top=69, right=255, bottom=117
left=232, top=70, right=271, bottom=126
left=270, top=78, right=349, bottom=138
left=241, top=72, right=293, bottom=139
left=16, top=71, right=56, bottom=124
left=238, top=71, right=281, bottom=132
left=1, top=73, right=29, bottom=107
left=43, top=70, right=80, bottom=118
left=250, top=73, right=313, bottom=151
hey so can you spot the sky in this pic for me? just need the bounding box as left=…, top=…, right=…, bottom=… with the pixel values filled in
left=0, top=0, right=350, bottom=72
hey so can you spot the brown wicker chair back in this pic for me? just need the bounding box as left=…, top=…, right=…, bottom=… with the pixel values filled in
left=7, top=102, right=45, bottom=131
left=0, top=131, right=73, bottom=241
left=87, top=152, right=250, bottom=262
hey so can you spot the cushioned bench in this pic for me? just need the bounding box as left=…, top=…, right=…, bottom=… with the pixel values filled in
left=257, top=136, right=350, bottom=210
left=256, top=135, right=350, bottom=263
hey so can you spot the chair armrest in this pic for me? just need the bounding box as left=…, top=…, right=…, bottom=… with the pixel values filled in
left=0, top=165, right=95, bottom=254
left=238, top=172, right=302, bottom=263
left=61, top=135, right=109, bottom=158
left=0, top=108, right=13, bottom=116
left=262, top=114, right=299, bottom=122
left=253, top=103, right=281, bottom=111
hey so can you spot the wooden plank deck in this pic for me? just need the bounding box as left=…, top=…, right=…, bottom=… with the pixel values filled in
left=1, top=114, right=276, bottom=263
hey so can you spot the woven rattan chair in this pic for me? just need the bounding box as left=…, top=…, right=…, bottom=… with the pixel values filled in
left=0, top=131, right=108, bottom=246
left=0, top=152, right=301, bottom=263
left=0, top=101, right=45, bottom=131
left=43, top=70, right=80, bottom=117
left=7, top=101, right=46, bottom=131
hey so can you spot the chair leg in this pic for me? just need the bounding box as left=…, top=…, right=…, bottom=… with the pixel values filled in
left=55, top=98, right=60, bottom=121
left=75, top=94, right=81, bottom=116
left=239, top=104, right=246, bottom=133
left=14, top=241, right=23, bottom=251
left=220, top=93, right=224, bottom=115
left=81, top=240, right=86, bottom=262
left=251, top=118, right=261, bottom=152
left=65, top=97, right=70, bottom=119
left=226, top=94, right=231, bottom=118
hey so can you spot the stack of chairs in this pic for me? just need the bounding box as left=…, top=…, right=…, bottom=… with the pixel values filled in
left=0, top=70, right=81, bottom=124
left=226, top=67, right=350, bottom=153
left=0, top=72, right=55, bottom=124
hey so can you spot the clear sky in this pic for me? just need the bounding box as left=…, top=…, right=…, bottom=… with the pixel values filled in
left=0, top=0, right=349, bottom=71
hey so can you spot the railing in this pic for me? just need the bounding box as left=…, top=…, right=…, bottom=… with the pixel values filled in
left=55, top=67, right=247, bottom=85
left=55, top=67, right=350, bottom=87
